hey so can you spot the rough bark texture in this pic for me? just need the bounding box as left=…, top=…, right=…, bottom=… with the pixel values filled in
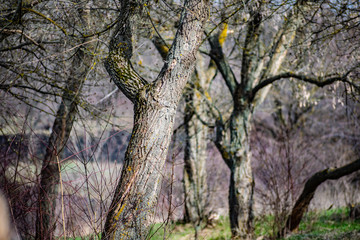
left=154, top=28, right=219, bottom=229
left=183, top=53, right=216, bottom=227
left=280, top=158, right=360, bottom=237
left=102, top=0, right=209, bottom=239
left=227, top=110, right=254, bottom=239
left=35, top=46, right=91, bottom=239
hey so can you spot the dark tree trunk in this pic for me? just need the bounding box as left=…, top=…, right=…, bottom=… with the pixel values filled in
left=35, top=49, right=88, bottom=239
left=279, top=158, right=360, bottom=237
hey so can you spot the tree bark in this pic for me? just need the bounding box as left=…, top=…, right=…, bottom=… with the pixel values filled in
left=279, top=158, right=360, bottom=237
left=102, top=0, right=209, bottom=239
left=35, top=46, right=91, bottom=239
left=227, top=109, right=254, bottom=239
left=183, top=53, right=216, bottom=226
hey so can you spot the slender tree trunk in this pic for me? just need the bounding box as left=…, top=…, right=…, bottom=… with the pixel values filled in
left=35, top=41, right=92, bottom=240
left=183, top=53, right=215, bottom=226
left=184, top=95, right=208, bottom=221
left=35, top=71, right=82, bottom=239
left=183, top=83, right=209, bottom=226
left=35, top=98, right=77, bottom=240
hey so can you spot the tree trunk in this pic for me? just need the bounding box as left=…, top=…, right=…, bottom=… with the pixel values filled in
left=103, top=100, right=178, bottom=238
left=209, top=2, right=309, bottom=238
left=228, top=109, right=254, bottom=239
left=183, top=83, right=209, bottom=226
left=35, top=26, right=94, bottom=238
left=35, top=51, right=87, bottom=239
left=102, top=0, right=210, bottom=238
left=183, top=53, right=216, bottom=226
left=279, top=158, right=360, bottom=237
left=229, top=160, right=254, bottom=239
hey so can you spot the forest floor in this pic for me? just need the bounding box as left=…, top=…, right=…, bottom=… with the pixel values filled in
left=149, top=207, right=360, bottom=240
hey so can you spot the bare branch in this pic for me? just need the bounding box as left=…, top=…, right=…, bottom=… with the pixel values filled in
left=22, top=8, right=67, bottom=35
left=250, top=67, right=360, bottom=102
left=0, top=29, right=45, bottom=50
left=208, top=24, right=238, bottom=97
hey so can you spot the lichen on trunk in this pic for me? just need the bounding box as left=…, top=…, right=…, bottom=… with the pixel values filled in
left=102, top=0, right=210, bottom=238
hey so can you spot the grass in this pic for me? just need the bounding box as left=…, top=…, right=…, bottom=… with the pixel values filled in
left=148, top=216, right=232, bottom=240
left=149, top=207, right=360, bottom=240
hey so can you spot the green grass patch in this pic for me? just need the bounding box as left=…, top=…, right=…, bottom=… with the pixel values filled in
left=287, top=207, right=360, bottom=240
left=149, top=207, right=360, bottom=240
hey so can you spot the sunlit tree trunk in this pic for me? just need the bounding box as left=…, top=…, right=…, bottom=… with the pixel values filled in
left=102, top=0, right=210, bottom=238
left=183, top=54, right=216, bottom=227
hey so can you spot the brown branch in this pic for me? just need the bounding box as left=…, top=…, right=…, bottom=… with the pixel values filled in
left=0, top=29, right=45, bottom=50
left=208, top=25, right=238, bottom=97
left=22, top=8, right=67, bottom=35
left=279, top=158, right=360, bottom=237
left=0, top=84, right=58, bottom=96
left=250, top=68, right=360, bottom=102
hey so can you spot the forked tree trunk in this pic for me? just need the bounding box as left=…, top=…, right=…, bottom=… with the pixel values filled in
left=208, top=1, right=310, bottom=237
left=102, top=0, right=209, bottom=238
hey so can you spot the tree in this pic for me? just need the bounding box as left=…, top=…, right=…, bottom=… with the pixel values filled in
left=280, top=158, right=360, bottom=237
left=101, top=0, right=210, bottom=238
left=35, top=37, right=96, bottom=240
left=181, top=23, right=230, bottom=231
left=196, top=0, right=360, bottom=238
left=1, top=1, right=114, bottom=238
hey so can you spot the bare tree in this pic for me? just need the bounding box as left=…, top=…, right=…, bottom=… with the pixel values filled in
left=101, top=0, right=210, bottom=238
left=196, top=0, right=360, bottom=238
left=1, top=1, right=115, bottom=238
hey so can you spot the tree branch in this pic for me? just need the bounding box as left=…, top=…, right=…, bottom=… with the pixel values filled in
left=250, top=68, right=360, bottom=102
left=279, top=158, right=360, bottom=237
left=104, top=0, right=148, bottom=103
left=240, top=0, right=263, bottom=90
left=208, top=24, right=238, bottom=98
